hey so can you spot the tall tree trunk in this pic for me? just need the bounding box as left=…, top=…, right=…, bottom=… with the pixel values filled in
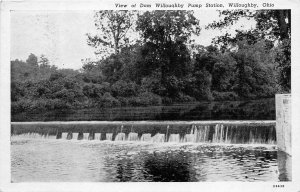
left=276, top=10, right=290, bottom=40
left=114, top=40, right=119, bottom=54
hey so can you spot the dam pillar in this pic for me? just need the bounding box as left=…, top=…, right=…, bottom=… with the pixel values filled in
left=276, top=94, right=292, bottom=181
left=275, top=94, right=291, bottom=155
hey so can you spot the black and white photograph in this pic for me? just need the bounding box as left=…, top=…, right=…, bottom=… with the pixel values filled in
left=1, top=0, right=299, bottom=191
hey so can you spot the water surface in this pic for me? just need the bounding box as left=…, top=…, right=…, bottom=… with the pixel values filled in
left=11, top=137, right=281, bottom=182
left=12, top=99, right=275, bottom=121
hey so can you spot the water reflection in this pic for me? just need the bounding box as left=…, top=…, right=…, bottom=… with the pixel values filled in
left=12, top=99, right=275, bottom=121
left=277, top=150, right=292, bottom=181
left=11, top=137, right=286, bottom=182
left=115, top=160, right=135, bottom=182
left=143, top=151, right=197, bottom=182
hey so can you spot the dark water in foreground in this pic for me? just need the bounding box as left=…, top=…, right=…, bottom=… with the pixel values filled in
left=11, top=136, right=287, bottom=182
left=12, top=99, right=275, bottom=121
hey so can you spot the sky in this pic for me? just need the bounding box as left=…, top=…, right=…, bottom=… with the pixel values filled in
left=11, top=10, right=255, bottom=70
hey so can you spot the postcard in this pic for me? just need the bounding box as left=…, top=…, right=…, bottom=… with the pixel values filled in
left=1, top=0, right=299, bottom=191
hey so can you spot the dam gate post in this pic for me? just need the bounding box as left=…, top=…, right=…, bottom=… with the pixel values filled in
left=275, top=94, right=291, bottom=155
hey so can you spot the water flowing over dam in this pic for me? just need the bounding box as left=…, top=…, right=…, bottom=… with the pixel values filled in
left=11, top=121, right=276, bottom=144
left=11, top=120, right=290, bottom=182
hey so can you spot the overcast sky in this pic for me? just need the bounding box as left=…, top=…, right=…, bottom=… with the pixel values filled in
left=11, top=10, right=255, bottom=70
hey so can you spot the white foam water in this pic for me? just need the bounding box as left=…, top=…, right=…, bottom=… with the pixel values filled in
left=151, top=133, right=165, bottom=143
left=62, top=132, right=68, bottom=139
left=140, top=134, right=151, bottom=142
left=12, top=123, right=276, bottom=145
left=83, top=133, right=89, bottom=140
left=128, top=132, right=139, bottom=141
left=168, top=134, right=180, bottom=143
left=115, top=133, right=126, bottom=141
left=182, top=134, right=194, bottom=142
left=72, top=133, right=78, bottom=140
left=106, top=133, right=113, bottom=141
left=94, top=133, right=101, bottom=140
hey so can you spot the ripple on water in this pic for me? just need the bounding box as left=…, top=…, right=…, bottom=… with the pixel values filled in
left=11, top=138, right=281, bottom=182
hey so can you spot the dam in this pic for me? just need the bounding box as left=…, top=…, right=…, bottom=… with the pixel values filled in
left=11, top=121, right=276, bottom=144
left=10, top=95, right=291, bottom=182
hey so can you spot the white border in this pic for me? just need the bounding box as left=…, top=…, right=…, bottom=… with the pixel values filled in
left=1, top=0, right=300, bottom=191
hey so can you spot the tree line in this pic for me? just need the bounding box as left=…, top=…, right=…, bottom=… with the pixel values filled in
left=11, top=10, right=290, bottom=114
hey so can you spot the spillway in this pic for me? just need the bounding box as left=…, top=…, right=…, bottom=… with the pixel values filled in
left=72, top=133, right=78, bottom=140
left=11, top=121, right=276, bottom=144
left=106, top=133, right=113, bottom=141
left=62, top=132, right=68, bottom=139
left=128, top=132, right=139, bottom=141
left=140, top=133, right=151, bottom=142
left=94, top=133, right=101, bottom=140
left=168, top=134, right=180, bottom=143
left=115, top=133, right=126, bottom=141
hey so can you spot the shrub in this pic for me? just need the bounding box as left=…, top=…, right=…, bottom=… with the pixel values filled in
left=11, top=82, right=25, bottom=102
left=111, top=80, right=139, bottom=97
left=100, top=92, right=120, bottom=107
left=136, top=92, right=162, bottom=106
left=49, top=72, right=65, bottom=81
left=117, top=92, right=162, bottom=106
left=141, top=75, right=165, bottom=95
left=11, top=98, right=72, bottom=114
left=99, top=82, right=111, bottom=93
left=162, top=97, right=173, bottom=104
left=83, top=84, right=101, bottom=98
left=11, top=99, right=32, bottom=113
left=175, top=93, right=196, bottom=102
left=212, top=91, right=239, bottom=101
left=45, top=99, right=72, bottom=110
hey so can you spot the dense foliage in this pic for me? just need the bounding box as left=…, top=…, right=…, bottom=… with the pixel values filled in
left=11, top=10, right=290, bottom=114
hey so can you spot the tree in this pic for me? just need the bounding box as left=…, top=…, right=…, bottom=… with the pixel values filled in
left=81, top=59, right=103, bottom=83
left=188, top=45, right=219, bottom=100
left=274, top=38, right=291, bottom=92
left=38, top=55, right=50, bottom=68
left=210, top=51, right=236, bottom=93
left=87, top=10, right=136, bottom=57
left=11, top=54, right=40, bottom=82
left=230, top=40, right=277, bottom=98
left=255, top=10, right=290, bottom=40
left=207, top=10, right=290, bottom=40
left=207, top=10, right=291, bottom=92
left=137, top=11, right=200, bottom=45
left=136, top=11, right=200, bottom=98
left=26, top=53, right=38, bottom=67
